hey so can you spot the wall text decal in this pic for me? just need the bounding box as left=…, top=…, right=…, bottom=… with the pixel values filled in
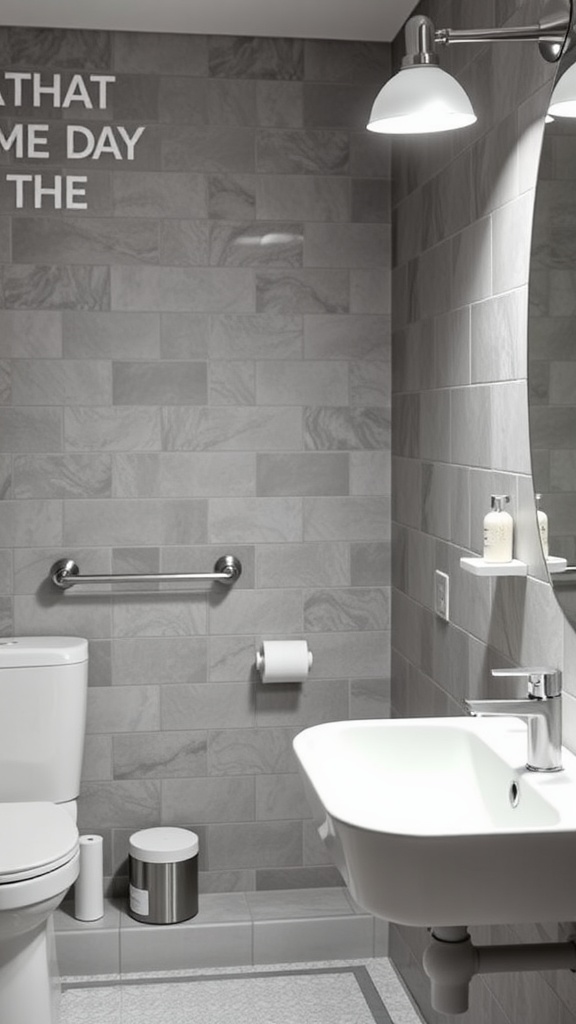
left=0, top=73, right=147, bottom=209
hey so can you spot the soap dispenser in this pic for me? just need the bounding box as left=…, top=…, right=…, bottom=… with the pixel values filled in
left=483, top=494, right=513, bottom=563
left=535, top=493, right=549, bottom=558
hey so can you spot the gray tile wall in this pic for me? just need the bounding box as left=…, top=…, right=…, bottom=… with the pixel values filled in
left=0, top=27, right=391, bottom=893
left=391, top=2, right=576, bottom=1022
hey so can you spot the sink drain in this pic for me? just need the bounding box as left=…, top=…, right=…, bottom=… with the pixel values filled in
left=509, top=780, right=520, bottom=808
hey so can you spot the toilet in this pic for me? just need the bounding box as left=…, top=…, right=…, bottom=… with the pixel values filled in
left=0, top=637, right=88, bottom=1024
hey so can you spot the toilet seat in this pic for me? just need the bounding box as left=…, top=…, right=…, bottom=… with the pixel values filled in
left=0, top=802, right=79, bottom=884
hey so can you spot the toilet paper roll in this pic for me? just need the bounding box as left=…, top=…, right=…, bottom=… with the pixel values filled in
left=256, top=640, right=313, bottom=683
left=75, top=834, right=104, bottom=922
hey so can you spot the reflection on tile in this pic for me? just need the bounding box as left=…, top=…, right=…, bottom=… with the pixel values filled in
left=210, top=222, right=303, bottom=268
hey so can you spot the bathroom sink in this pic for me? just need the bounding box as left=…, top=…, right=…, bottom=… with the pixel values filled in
left=293, top=717, right=576, bottom=927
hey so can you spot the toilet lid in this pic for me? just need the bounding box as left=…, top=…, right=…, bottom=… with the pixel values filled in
left=0, top=802, right=79, bottom=883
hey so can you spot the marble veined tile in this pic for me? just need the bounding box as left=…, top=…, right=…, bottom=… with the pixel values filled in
left=257, top=129, right=349, bottom=175
left=304, top=587, right=390, bottom=632
left=113, top=32, right=208, bottom=75
left=157, top=76, right=208, bottom=124
left=3, top=265, right=110, bottom=311
left=112, top=361, right=207, bottom=406
left=0, top=408, right=62, bottom=452
left=112, top=636, right=208, bottom=685
left=305, top=39, right=390, bottom=84
left=209, top=314, right=302, bottom=360
left=113, top=730, right=207, bottom=781
left=304, top=314, right=390, bottom=361
left=12, top=218, right=159, bottom=267
left=304, top=407, right=390, bottom=451
left=0, top=310, right=62, bottom=358
left=208, top=727, right=298, bottom=775
left=256, top=361, right=347, bottom=406
left=208, top=36, right=304, bottom=81
left=12, top=359, right=112, bottom=406
left=257, top=81, right=303, bottom=127
left=209, top=361, right=256, bottom=406
left=7, top=27, right=111, bottom=69
left=65, top=407, right=161, bottom=452
left=208, top=79, right=257, bottom=126
left=112, top=172, right=207, bottom=219
left=63, top=311, right=160, bottom=360
left=162, top=126, right=255, bottom=175
left=257, top=175, right=350, bottom=223
left=160, top=220, right=210, bottom=267
left=256, top=270, right=349, bottom=314
left=111, top=266, right=254, bottom=313
left=208, top=175, right=256, bottom=221
left=13, top=453, right=112, bottom=499
left=162, top=407, right=302, bottom=451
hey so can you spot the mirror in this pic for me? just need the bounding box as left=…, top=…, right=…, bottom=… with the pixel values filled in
left=528, top=47, right=576, bottom=627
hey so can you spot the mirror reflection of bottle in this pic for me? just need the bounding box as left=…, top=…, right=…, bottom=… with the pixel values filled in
left=535, top=493, right=549, bottom=558
left=483, top=494, right=513, bottom=563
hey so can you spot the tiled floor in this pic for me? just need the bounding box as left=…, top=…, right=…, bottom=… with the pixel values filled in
left=61, top=959, right=424, bottom=1024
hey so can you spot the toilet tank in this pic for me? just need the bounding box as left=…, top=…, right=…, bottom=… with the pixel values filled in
left=0, top=637, right=88, bottom=803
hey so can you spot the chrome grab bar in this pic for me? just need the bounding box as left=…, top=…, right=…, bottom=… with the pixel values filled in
left=51, top=554, right=242, bottom=590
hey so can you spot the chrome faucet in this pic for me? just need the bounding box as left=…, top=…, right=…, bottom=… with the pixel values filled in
left=465, top=668, right=562, bottom=772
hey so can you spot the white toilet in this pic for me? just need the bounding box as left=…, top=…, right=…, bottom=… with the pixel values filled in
left=0, top=637, right=88, bottom=1024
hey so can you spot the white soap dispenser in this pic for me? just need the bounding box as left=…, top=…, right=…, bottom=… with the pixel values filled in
left=483, top=494, right=513, bottom=563
left=535, top=493, right=549, bottom=558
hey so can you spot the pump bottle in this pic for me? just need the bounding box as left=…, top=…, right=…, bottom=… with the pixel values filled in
left=483, top=494, right=513, bottom=563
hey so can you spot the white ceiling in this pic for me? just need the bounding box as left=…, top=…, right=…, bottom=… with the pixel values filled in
left=0, top=0, right=418, bottom=43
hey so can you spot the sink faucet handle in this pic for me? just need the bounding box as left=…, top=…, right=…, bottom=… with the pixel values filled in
left=491, top=667, right=561, bottom=698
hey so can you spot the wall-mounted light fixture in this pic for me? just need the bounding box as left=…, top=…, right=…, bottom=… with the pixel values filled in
left=367, top=0, right=575, bottom=134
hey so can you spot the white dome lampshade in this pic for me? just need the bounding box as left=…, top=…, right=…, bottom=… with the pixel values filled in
left=549, top=62, right=576, bottom=118
left=367, top=65, right=477, bottom=135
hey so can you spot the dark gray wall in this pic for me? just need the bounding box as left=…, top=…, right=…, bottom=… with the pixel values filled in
left=0, top=26, right=392, bottom=893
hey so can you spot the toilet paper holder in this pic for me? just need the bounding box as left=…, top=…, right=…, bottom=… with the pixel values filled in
left=256, top=640, right=313, bottom=684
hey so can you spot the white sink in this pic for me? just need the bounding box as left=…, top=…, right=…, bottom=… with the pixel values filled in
left=293, top=716, right=576, bottom=927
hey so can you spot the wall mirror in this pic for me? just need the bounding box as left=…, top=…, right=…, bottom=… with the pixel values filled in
left=528, top=47, right=576, bottom=627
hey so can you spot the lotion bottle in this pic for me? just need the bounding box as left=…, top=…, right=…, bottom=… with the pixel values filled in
left=483, top=494, right=513, bottom=563
left=535, top=493, right=549, bottom=558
